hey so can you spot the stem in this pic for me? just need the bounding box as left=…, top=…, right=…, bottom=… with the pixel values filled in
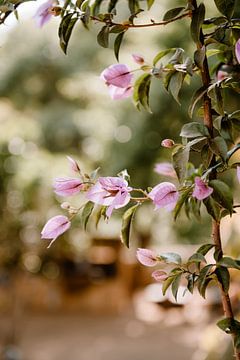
left=190, top=0, right=240, bottom=356
left=90, top=12, right=191, bottom=29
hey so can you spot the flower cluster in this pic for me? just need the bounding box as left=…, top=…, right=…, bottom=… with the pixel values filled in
left=41, top=156, right=216, bottom=248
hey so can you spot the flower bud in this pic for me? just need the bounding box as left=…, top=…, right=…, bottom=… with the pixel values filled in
left=67, top=156, right=80, bottom=173
left=49, top=6, right=62, bottom=16
left=132, top=54, right=145, bottom=65
left=61, top=202, right=71, bottom=210
left=161, top=139, right=175, bottom=148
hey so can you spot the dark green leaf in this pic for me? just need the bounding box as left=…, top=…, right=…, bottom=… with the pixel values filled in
left=217, top=318, right=237, bottom=333
left=147, top=0, right=155, bottom=10
left=121, top=204, right=138, bottom=248
left=209, top=136, right=228, bottom=161
left=209, top=180, right=233, bottom=213
left=174, top=187, right=192, bottom=220
left=213, top=0, right=236, bottom=19
left=188, top=86, right=208, bottom=118
left=190, top=3, right=205, bottom=44
left=172, top=145, right=189, bottom=183
left=186, top=274, right=195, bottom=294
left=152, top=48, right=176, bottom=66
left=197, top=264, right=213, bottom=298
left=194, top=46, right=206, bottom=70
left=81, top=201, right=94, bottom=230
left=108, top=0, right=118, bottom=12
left=162, top=276, right=174, bottom=295
left=180, top=122, right=209, bottom=138
left=196, top=243, right=215, bottom=256
left=58, top=13, right=78, bottom=54
left=215, top=266, right=230, bottom=293
left=188, top=253, right=206, bottom=264
left=159, top=252, right=182, bottom=264
left=133, top=73, right=152, bottom=112
left=168, top=71, right=184, bottom=104
left=218, top=256, right=240, bottom=270
left=171, top=274, right=182, bottom=301
left=97, top=25, right=110, bottom=48
left=163, top=7, right=185, bottom=21
left=95, top=205, right=107, bottom=228
left=114, top=31, right=125, bottom=61
left=203, top=196, right=221, bottom=221
left=201, top=144, right=214, bottom=168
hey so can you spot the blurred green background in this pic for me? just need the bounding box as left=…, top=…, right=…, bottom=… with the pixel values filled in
left=0, top=1, right=240, bottom=359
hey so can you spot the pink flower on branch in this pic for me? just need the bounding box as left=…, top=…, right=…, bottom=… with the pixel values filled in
left=152, top=270, right=168, bottom=282
left=41, top=215, right=71, bottom=248
left=87, top=176, right=132, bottom=218
left=136, top=248, right=158, bottom=267
left=53, top=177, right=84, bottom=197
left=235, top=38, right=240, bottom=64
left=101, top=64, right=133, bottom=100
left=33, top=0, right=54, bottom=28
left=148, top=182, right=179, bottom=211
left=192, top=177, right=213, bottom=201
left=154, top=162, right=176, bottom=178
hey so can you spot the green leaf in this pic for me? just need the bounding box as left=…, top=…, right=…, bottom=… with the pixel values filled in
left=188, top=86, right=208, bottom=118
left=218, top=257, right=240, bottom=270
left=171, top=274, right=182, bottom=301
left=152, top=48, right=176, bottom=66
left=147, top=0, right=155, bottom=10
left=197, top=264, right=213, bottom=298
left=95, top=205, right=107, bottom=228
left=196, top=243, right=215, bottom=256
left=201, top=144, right=214, bottom=168
left=190, top=3, right=205, bottom=44
left=188, top=253, right=206, bottom=264
left=215, top=266, right=230, bottom=293
left=133, top=73, right=152, bottom=112
left=58, top=13, right=78, bottom=54
left=159, top=252, right=182, bottom=265
left=209, top=136, right=228, bottom=162
left=97, top=25, right=110, bottom=48
left=209, top=180, right=233, bottom=213
left=91, top=0, right=104, bottom=15
left=114, top=31, right=125, bottom=61
left=194, top=46, right=206, bottom=70
left=213, top=0, right=236, bottom=19
left=180, top=122, right=209, bottom=138
left=162, top=276, right=174, bottom=295
left=168, top=71, right=184, bottom=104
left=174, top=187, right=192, bottom=220
left=121, top=204, right=138, bottom=248
left=186, top=274, right=195, bottom=294
left=172, top=145, right=189, bottom=183
left=203, top=196, right=221, bottom=221
left=81, top=201, right=94, bottom=230
left=217, top=318, right=237, bottom=333
left=108, top=0, right=118, bottom=12
left=163, top=7, right=185, bottom=21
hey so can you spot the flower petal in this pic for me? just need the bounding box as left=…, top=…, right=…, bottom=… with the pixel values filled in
left=100, top=64, right=133, bottom=88
left=136, top=248, right=158, bottom=267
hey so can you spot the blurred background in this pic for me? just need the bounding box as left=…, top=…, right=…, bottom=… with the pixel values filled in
left=0, top=0, right=240, bottom=359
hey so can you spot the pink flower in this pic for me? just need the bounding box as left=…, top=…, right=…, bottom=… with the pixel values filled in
left=217, top=70, right=228, bottom=82
left=235, top=38, right=240, bottom=64
left=154, top=162, right=176, bottom=178
left=53, top=177, right=83, bottom=197
left=101, top=64, right=133, bottom=100
left=237, top=166, right=240, bottom=183
left=67, top=156, right=80, bottom=173
left=136, top=248, right=158, bottom=267
left=161, top=139, right=175, bottom=148
left=152, top=270, right=168, bottom=282
left=33, top=0, right=54, bottom=28
left=108, top=85, right=133, bottom=100
left=41, top=215, right=71, bottom=248
left=86, top=176, right=132, bottom=217
left=148, top=182, right=179, bottom=211
left=192, top=177, right=213, bottom=200
left=132, top=54, right=145, bottom=65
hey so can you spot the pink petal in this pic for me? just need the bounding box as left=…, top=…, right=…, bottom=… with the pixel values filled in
left=53, top=177, right=83, bottom=196
left=108, top=85, right=133, bottom=100
left=100, top=64, right=133, bottom=88
left=136, top=248, right=158, bottom=267
left=154, top=163, right=176, bottom=178
left=33, top=0, right=53, bottom=27
left=192, top=177, right=213, bottom=200
left=41, top=215, right=71, bottom=247
left=152, top=270, right=168, bottom=282
left=149, top=182, right=179, bottom=211
left=87, top=182, right=113, bottom=206
left=235, top=38, right=240, bottom=64
left=67, top=156, right=80, bottom=172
